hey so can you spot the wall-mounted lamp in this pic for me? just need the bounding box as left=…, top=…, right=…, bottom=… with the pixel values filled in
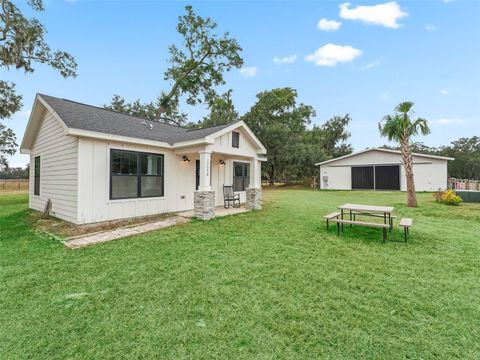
left=182, top=155, right=190, bottom=163
left=219, top=159, right=226, bottom=165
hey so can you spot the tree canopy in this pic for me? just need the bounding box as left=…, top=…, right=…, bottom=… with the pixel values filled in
left=241, top=87, right=352, bottom=183
left=0, top=0, right=77, bottom=168
left=105, top=5, right=242, bottom=127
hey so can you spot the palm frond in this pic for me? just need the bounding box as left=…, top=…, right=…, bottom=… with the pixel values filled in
left=412, top=118, right=431, bottom=136
left=395, top=101, right=414, bottom=115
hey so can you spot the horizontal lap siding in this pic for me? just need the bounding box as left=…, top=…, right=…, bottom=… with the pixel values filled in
left=29, top=113, right=78, bottom=223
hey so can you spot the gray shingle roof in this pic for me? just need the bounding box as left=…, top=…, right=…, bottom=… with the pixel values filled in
left=38, top=94, right=235, bottom=145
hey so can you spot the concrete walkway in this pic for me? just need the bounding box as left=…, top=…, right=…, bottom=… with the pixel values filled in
left=64, top=216, right=190, bottom=249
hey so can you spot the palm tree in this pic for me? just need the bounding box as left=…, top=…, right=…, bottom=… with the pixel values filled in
left=379, top=102, right=431, bottom=207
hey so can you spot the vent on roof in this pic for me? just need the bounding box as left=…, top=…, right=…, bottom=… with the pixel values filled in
left=140, top=119, right=153, bottom=130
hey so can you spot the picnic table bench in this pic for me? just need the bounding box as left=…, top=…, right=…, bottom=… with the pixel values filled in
left=399, top=218, right=413, bottom=242
left=327, top=203, right=395, bottom=242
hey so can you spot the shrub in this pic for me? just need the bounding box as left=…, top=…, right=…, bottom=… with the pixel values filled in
left=433, top=189, right=463, bottom=206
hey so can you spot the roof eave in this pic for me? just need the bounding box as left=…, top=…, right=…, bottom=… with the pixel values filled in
left=315, top=147, right=454, bottom=166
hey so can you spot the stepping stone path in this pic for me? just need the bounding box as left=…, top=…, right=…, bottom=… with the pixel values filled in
left=64, top=216, right=190, bottom=249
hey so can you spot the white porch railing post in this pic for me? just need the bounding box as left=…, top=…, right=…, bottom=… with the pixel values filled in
left=246, top=157, right=262, bottom=210
left=198, top=151, right=212, bottom=191
left=250, top=158, right=261, bottom=188
left=194, top=150, right=215, bottom=220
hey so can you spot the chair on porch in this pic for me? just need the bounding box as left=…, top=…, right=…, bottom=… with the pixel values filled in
left=223, top=185, right=240, bottom=209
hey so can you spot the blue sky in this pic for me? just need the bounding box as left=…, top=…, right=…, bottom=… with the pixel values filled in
left=3, top=0, right=479, bottom=167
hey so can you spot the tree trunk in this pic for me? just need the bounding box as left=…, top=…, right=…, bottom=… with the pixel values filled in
left=401, top=138, right=417, bottom=207
left=269, top=161, right=275, bottom=186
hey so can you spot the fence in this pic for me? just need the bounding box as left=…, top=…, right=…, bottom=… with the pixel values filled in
left=448, top=178, right=480, bottom=191
left=0, top=179, right=29, bottom=191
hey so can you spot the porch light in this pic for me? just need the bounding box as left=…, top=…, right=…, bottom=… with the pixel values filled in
left=219, top=159, right=226, bottom=165
left=182, top=155, right=190, bottom=163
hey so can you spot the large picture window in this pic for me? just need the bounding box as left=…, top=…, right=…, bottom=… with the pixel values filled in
left=233, top=162, right=250, bottom=191
left=34, top=156, right=40, bottom=196
left=110, top=149, right=164, bottom=199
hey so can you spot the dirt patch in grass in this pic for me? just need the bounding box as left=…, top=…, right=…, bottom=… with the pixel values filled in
left=28, top=211, right=177, bottom=239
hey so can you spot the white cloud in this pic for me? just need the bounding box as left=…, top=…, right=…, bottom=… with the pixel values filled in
left=317, top=18, right=342, bottom=31
left=304, top=44, right=362, bottom=67
left=238, top=66, right=257, bottom=77
left=379, top=93, right=389, bottom=100
left=430, top=118, right=465, bottom=125
left=425, top=23, right=437, bottom=31
left=339, top=2, right=408, bottom=29
left=360, top=58, right=382, bottom=70
left=273, top=54, right=297, bottom=64
left=443, top=0, right=455, bottom=3
left=440, top=89, right=449, bottom=95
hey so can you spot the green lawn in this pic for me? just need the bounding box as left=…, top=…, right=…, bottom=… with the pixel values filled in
left=1, top=189, right=479, bottom=359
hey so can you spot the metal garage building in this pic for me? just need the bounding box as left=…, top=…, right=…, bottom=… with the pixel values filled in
left=316, top=148, right=454, bottom=191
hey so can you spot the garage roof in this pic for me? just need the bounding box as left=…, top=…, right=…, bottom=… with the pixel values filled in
left=315, top=148, right=454, bottom=166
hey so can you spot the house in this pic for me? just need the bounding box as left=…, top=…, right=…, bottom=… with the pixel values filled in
left=20, top=94, right=267, bottom=224
left=316, top=148, right=454, bottom=191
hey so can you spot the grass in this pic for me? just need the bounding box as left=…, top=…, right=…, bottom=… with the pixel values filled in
left=1, top=189, right=479, bottom=359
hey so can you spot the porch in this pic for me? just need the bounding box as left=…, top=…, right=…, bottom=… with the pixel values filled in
left=176, top=144, right=264, bottom=220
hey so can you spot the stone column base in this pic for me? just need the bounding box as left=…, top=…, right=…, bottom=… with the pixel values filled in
left=194, top=190, right=215, bottom=220
left=246, top=187, right=262, bottom=210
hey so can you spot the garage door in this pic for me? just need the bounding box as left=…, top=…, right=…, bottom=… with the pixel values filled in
left=351, top=166, right=374, bottom=189
left=375, top=165, right=400, bottom=190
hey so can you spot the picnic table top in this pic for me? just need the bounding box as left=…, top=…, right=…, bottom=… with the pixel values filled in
left=338, top=203, right=395, bottom=213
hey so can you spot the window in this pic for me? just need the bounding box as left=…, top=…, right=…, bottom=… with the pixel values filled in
left=34, top=156, right=40, bottom=196
left=140, top=153, right=164, bottom=197
left=233, top=162, right=250, bottom=191
left=110, top=149, right=164, bottom=199
left=232, top=131, right=239, bottom=148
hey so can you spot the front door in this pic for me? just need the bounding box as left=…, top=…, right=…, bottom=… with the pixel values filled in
left=195, top=159, right=200, bottom=190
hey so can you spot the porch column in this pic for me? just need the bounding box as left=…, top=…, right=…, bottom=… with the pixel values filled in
left=198, top=151, right=212, bottom=191
left=246, top=158, right=262, bottom=210
left=194, top=150, right=215, bottom=220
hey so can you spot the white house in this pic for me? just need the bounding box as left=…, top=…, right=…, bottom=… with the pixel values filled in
left=20, top=94, right=267, bottom=224
left=316, top=148, right=453, bottom=191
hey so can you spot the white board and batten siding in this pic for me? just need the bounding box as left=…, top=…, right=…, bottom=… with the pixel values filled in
left=319, top=149, right=449, bottom=192
left=29, top=111, right=78, bottom=223
left=77, top=138, right=195, bottom=224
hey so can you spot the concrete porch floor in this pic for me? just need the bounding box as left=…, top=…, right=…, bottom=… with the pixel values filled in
left=178, top=205, right=250, bottom=218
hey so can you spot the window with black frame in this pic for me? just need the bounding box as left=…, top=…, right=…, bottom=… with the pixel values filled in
left=233, top=162, right=250, bottom=191
left=34, top=156, right=40, bottom=195
left=140, top=153, right=164, bottom=197
left=110, top=150, right=164, bottom=199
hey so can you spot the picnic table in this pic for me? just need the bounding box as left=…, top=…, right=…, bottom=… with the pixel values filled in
left=338, top=203, right=394, bottom=228
left=337, top=203, right=395, bottom=241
